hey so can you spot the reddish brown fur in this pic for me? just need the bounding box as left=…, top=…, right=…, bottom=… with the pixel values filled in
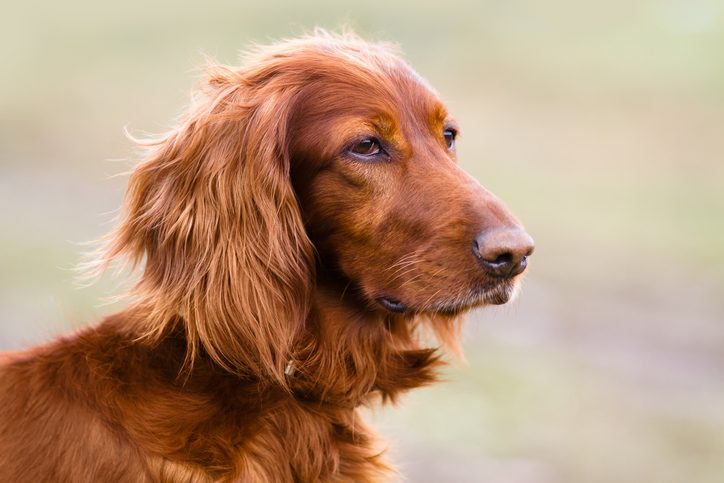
left=0, top=32, right=530, bottom=481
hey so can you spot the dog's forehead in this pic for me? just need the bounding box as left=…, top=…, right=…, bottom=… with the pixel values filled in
left=313, top=42, right=443, bottom=108
left=389, top=72, right=450, bottom=132
left=359, top=56, right=449, bottom=127
left=282, top=42, right=451, bottom=143
left=345, top=58, right=448, bottom=128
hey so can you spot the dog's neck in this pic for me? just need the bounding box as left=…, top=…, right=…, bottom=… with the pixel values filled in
left=287, top=280, right=444, bottom=407
left=113, top=273, right=447, bottom=408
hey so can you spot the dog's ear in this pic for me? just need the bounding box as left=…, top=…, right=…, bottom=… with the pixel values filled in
left=96, top=65, right=314, bottom=388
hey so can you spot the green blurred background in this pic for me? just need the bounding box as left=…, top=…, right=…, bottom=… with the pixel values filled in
left=1, top=1, right=723, bottom=481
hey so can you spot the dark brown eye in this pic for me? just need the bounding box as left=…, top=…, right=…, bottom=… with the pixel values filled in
left=350, top=138, right=382, bottom=157
left=443, top=128, right=457, bottom=150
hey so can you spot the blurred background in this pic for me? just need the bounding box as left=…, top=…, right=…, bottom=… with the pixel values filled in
left=1, top=1, right=723, bottom=481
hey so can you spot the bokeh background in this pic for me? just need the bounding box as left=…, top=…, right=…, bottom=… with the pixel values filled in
left=2, top=1, right=723, bottom=481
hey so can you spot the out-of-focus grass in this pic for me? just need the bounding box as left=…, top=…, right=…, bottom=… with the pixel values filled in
left=371, top=334, right=724, bottom=483
left=2, top=1, right=723, bottom=482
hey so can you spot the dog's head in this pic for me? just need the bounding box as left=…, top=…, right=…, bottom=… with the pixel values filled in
left=287, top=40, right=534, bottom=317
left=97, top=32, right=533, bottom=386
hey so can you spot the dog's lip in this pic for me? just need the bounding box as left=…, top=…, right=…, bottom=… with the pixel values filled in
left=377, top=280, right=515, bottom=314
left=377, top=297, right=408, bottom=313
left=437, top=281, right=515, bottom=312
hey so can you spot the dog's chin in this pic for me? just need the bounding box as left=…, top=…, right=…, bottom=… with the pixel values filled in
left=377, top=280, right=520, bottom=316
left=478, top=281, right=519, bottom=306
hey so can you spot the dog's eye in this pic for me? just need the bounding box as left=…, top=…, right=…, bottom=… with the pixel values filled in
left=349, top=138, right=382, bottom=157
left=443, top=129, right=457, bottom=150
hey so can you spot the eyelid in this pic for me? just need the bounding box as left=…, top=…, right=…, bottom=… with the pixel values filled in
left=444, top=126, right=459, bottom=137
left=346, top=136, right=389, bottom=160
left=348, top=135, right=380, bottom=150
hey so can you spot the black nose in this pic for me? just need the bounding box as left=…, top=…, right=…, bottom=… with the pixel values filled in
left=474, top=228, right=535, bottom=279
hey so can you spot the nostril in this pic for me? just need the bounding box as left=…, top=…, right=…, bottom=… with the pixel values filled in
left=479, top=252, right=518, bottom=278
left=515, top=255, right=528, bottom=275
left=487, top=252, right=513, bottom=267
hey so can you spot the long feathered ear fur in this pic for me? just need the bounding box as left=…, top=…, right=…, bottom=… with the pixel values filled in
left=93, top=63, right=315, bottom=388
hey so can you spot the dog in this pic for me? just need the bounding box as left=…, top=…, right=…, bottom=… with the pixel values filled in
left=0, top=31, right=534, bottom=482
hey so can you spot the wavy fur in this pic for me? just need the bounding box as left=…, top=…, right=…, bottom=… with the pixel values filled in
left=0, top=31, right=531, bottom=481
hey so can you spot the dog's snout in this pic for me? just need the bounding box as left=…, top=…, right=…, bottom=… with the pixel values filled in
left=474, top=228, right=535, bottom=279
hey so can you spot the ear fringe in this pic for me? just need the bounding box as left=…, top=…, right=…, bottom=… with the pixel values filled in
left=84, top=61, right=315, bottom=388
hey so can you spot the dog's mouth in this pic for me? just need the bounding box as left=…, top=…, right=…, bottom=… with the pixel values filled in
left=377, top=280, right=517, bottom=315
left=377, top=297, right=408, bottom=313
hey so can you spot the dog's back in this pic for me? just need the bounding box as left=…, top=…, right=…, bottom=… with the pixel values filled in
left=0, top=321, right=150, bottom=481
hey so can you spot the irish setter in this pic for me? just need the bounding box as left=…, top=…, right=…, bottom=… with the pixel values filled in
left=0, top=32, right=534, bottom=482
